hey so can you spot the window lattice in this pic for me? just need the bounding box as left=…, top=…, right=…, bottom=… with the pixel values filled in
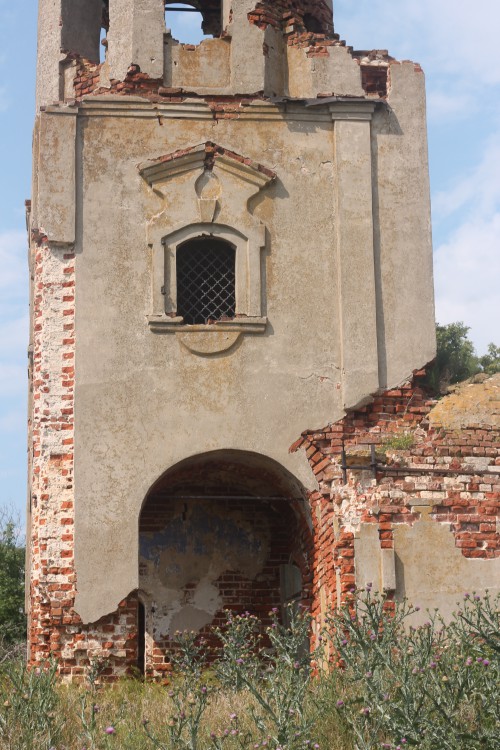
left=176, top=238, right=236, bottom=325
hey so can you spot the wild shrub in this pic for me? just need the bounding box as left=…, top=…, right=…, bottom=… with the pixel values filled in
left=0, top=659, right=61, bottom=750
left=326, top=587, right=500, bottom=750
left=0, top=593, right=497, bottom=750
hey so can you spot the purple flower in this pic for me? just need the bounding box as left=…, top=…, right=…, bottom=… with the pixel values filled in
left=236, top=658, right=244, bottom=665
left=229, top=713, right=237, bottom=721
left=336, top=700, right=344, bottom=707
left=105, top=727, right=116, bottom=735
left=429, top=662, right=437, bottom=669
left=483, top=659, right=490, bottom=666
left=201, top=686, right=207, bottom=693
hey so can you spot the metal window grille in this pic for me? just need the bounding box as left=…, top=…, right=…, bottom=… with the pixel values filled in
left=177, top=238, right=236, bottom=325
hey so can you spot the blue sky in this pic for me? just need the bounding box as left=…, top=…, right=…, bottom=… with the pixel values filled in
left=1, top=0, right=499, bottom=515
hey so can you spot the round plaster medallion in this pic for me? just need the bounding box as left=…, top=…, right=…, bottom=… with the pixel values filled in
left=177, top=330, right=242, bottom=356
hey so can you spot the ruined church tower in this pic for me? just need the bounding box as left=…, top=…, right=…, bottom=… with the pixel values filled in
left=28, top=0, right=437, bottom=678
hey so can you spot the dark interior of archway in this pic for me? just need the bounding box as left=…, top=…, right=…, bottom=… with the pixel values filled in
left=139, top=453, right=311, bottom=671
left=147, top=452, right=306, bottom=501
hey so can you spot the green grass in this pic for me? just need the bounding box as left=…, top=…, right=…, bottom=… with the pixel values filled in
left=0, top=593, right=497, bottom=750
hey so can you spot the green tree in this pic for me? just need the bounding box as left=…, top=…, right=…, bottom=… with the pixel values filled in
left=479, top=342, right=500, bottom=376
left=426, top=322, right=479, bottom=393
left=0, top=510, right=26, bottom=645
left=426, top=322, right=500, bottom=394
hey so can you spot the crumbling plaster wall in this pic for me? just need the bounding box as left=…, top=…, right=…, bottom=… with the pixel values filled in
left=29, top=0, right=437, bottom=674
left=31, top=60, right=435, bottom=629
left=293, top=374, right=500, bottom=623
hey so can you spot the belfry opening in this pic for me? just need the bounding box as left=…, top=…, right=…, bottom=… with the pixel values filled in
left=138, top=451, right=312, bottom=676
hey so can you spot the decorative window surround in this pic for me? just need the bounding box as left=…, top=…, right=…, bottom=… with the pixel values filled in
left=138, top=143, right=276, bottom=347
left=146, top=222, right=267, bottom=334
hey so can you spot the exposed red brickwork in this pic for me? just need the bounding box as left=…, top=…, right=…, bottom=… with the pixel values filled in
left=360, top=65, right=389, bottom=97
left=64, top=20, right=399, bottom=104
left=291, top=373, right=500, bottom=614
left=248, top=0, right=334, bottom=40
left=146, top=141, right=277, bottom=180
left=28, top=237, right=139, bottom=681
left=139, top=495, right=313, bottom=679
left=70, top=59, right=268, bottom=116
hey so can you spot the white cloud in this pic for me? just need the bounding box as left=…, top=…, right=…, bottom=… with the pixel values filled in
left=337, top=0, right=500, bottom=83
left=434, top=212, right=500, bottom=353
left=426, top=88, right=472, bottom=122
left=433, top=135, right=500, bottom=221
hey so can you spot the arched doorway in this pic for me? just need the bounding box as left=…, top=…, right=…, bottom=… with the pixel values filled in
left=138, top=451, right=312, bottom=676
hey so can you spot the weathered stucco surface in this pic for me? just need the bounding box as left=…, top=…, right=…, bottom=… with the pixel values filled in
left=29, top=0, right=440, bottom=676
left=64, top=76, right=434, bottom=622
left=352, top=376, right=500, bottom=621
left=356, top=509, right=500, bottom=624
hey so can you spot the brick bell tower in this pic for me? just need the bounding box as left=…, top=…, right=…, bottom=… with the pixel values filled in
left=28, top=0, right=435, bottom=679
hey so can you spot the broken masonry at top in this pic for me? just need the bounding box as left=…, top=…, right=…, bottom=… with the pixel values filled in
left=36, top=0, right=351, bottom=108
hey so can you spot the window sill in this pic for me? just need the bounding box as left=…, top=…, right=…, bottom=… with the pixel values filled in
left=147, top=316, right=268, bottom=334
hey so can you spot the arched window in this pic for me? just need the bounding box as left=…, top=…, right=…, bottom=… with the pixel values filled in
left=176, top=237, right=236, bottom=325
left=165, top=1, right=222, bottom=40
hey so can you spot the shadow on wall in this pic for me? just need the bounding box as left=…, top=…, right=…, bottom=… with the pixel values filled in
left=137, top=450, right=313, bottom=673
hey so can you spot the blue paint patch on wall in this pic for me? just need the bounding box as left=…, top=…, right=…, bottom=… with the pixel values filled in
left=139, top=505, right=264, bottom=564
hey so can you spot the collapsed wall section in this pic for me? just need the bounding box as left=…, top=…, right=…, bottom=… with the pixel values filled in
left=292, top=373, right=500, bottom=623
left=39, top=0, right=408, bottom=105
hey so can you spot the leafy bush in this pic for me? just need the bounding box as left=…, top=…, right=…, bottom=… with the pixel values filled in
left=426, top=321, right=500, bottom=393
left=0, top=510, right=25, bottom=646
left=327, top=587, right=500, bottom=750
left=0, top=593, right=497, bottom=750
left=0, top=659, right=61, bottom=750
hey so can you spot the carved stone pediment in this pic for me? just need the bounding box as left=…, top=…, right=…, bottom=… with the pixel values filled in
left=138, top=143, right=275, bottom=353
left=138, top=141, right=276, bottom=199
